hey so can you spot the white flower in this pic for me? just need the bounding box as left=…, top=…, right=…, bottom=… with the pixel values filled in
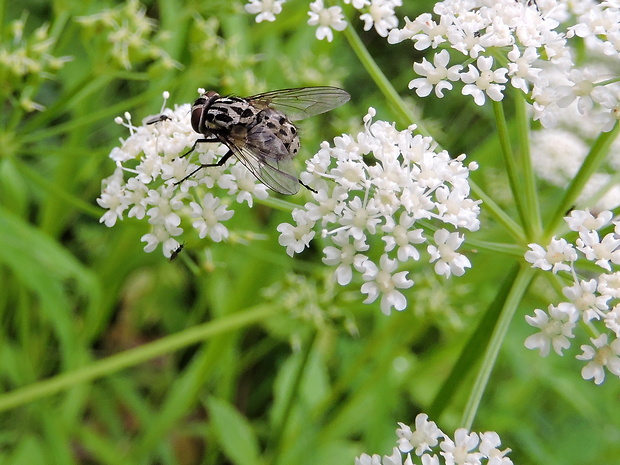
left=359, top=0, right=401, bottom=38
left=563, top=279, right=610, bottom=322
left=397, top=414, right=444, bottom=456
left=557, top=68, right=598, bottom=114
left=277, top=210, right=316, bottom=257
left=507, top=45, right=542, bottom=93
left=98, top=168, right=129, bottom=227
left=344, top=0, right=371, bottom=9
left=479, top=432, right=512, bottom=465
left=421, top=455, right=439, bottom=465
left=307, top=0, right=347, bottom=42
left=382, top=447, right=406, bottom=465
left=245, top=0, right=285, bottom=23
left=565, top=209, right=613, bottom=232
left=599, top=272, right=620, bottom=298
left=576, top=229, right=620, bottom=271
left=408, top=50, right=462, bottom=98
left=221, top=163, right=270, bottom=206
left=141, top=225, right=178, bottom=254
left=434, top=185, right=481, bottom=230
left=382, top=213, right=425, bottom=262
left=439, top=429, right=483, bottom=465
left=605, top=306, right=620, bottom=338
left=338, top=196, right=383, bottom=241
left=524, top=237, right=577, bottom=273
left=322, top=231, right=369, bottom=285
left=427, top=229, right=471, bottom=278
left=145, top=184, right=184, bottom=233
left=461, top=56, right=508, bottom=106
left=524, top=303, right=579, bottom=357
left=577, top=334, right=620, bottom=384
left=190, top=193, right=234, bottom=242
left=360, top=255, right=414, bottom=315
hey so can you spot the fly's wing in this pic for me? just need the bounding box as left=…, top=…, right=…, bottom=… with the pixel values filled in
left=247, top=87, right=350, bottom=121
left=219, top=127, right=300, bottom=195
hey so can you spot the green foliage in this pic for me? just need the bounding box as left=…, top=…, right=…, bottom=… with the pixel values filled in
left=0, top=1, right=619, bottom=465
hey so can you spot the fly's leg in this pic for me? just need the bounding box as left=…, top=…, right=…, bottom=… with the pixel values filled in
left=180, top=137, right=220, bottom=158
left=298, top=179, right=317, bottom=194
left=174, top=148, right=234, bottom=185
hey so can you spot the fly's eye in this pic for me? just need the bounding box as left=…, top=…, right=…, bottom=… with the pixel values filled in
left=190, top=103, right=205, bottom=132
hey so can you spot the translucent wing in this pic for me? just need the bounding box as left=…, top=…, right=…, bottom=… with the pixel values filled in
left=217, top=127, right=300, bottom=195
left=247, top=87, right=350, bottom=121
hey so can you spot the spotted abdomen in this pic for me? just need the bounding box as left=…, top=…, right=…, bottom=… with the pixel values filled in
left=255, top=108, right=300, bottom=157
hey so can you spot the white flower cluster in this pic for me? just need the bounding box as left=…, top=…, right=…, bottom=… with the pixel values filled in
left=528, top=94, right=620, bottom=212
left=97, top=92, right=270, bottom=258
left=387, top=0, right=620, bottom=129
left=356, top=413, right=513, bottom=465
left=524, top=209, right=620, bottom=384
left=277, top=108, right=480, bottom=315
left=244, top=0, right=402, bottom=41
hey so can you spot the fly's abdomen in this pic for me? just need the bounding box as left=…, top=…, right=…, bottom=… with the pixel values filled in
left=255, top=108, right=300, bottom=158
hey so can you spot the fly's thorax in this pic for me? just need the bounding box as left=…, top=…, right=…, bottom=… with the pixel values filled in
left=255, top=108, right=300, bottom=157
left=203, top=97, right=259, bottom=131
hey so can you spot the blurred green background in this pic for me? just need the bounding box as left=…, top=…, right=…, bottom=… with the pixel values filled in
left=1, top=1, right=619, bottom=464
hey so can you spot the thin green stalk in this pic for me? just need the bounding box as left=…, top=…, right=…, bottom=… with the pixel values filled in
left=255, top=195, right=298, bottom=212
left=0, top=305, right=278, bottom=413
left=311, top=312, right=421, bottom=422
left=492, top=100, right=531, bottom=238
left=18, top=75, right=158, bottom=144
left=0, top=0, right=5, bottom=38
left=469, top=179, right=526, bottom=244
left=342, top=24, right=432, bottom=136
left=268, top=330, right=317, bottom=464
left=543, top=121, right=620, bottom=238
left=16, top=160, right=103, bottom=218
left=582, top=170, right=620, bottom=208
left=514, top=93, right=542, bottom=239
left=460, top=264, right=535, bottom=429
left=463, top=238, right=523, bottom=257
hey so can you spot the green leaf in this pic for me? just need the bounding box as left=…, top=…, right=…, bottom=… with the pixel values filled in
left=207, top=396, right=262, bottom=465
left=8, top=435, right=47, bottom=465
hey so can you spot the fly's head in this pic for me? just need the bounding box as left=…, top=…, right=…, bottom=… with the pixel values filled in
left=190, top=90, right=220, bottom=135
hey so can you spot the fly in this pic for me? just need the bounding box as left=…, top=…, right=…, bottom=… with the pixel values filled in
left=176, top=86, right=350, bottom=195
left=169, top=242, right=185, bottom=261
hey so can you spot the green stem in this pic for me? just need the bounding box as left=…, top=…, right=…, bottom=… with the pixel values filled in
left=268, top=330, right=317, bottom=464
left=543, top=121, right=620, bottom=238
left=492, top=100, right=531, bottom=239
left=342, top=23, right=432, bottom=136
left=0, top=305, right=278, bottom=413
left=469, top=179, right=526, bottom=244
left=460, top=264, right=535, bottom=429
left=15, top=160, right=103, bottom=218
left=255, top=195, right=298, bottom=212
left=514, top=93, right=542, bottom=239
